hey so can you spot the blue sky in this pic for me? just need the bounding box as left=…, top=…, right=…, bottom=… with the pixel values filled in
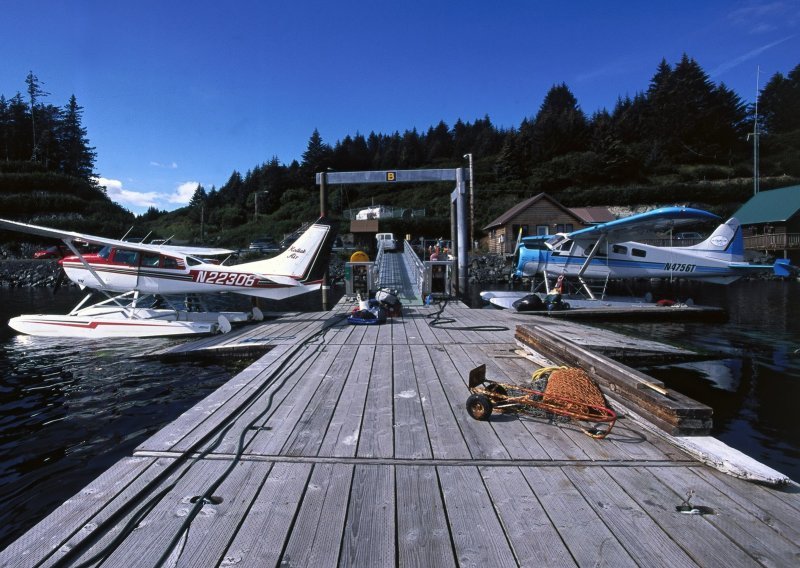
left=2, top=1, right=798, bottom=214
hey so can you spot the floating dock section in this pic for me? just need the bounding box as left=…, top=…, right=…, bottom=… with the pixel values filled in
left=2, top=300, right=798, bottom=567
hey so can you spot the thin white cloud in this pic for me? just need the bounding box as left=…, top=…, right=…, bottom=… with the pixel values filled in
left=94, top=176, right=161, bottom=209
left=149, top=161, right=178, bottom=169
left=709, top=35, right=796, bottom=77
left=167, top=181, right=200, bottom=204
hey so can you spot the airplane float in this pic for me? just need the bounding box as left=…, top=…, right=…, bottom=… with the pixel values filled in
left=483, top=206, right=794, bottom=310
left=0, top=217, right=337, bottom=337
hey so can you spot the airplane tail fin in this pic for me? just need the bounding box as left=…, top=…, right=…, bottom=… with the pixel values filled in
left=689, top=217, right=744, bottom=260
left=237, top=217, right=337, bottom=284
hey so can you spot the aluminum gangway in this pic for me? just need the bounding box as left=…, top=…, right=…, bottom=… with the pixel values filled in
left=372, top=241, right=426, bottom=305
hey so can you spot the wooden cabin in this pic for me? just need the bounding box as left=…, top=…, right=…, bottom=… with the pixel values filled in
left=482, top=193, right=614, bottom=255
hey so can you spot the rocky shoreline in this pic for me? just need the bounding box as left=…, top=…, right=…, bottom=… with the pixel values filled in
left=0, top=260, right=65, bottom=288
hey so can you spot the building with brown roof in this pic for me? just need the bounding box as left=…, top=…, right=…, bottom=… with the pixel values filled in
left=482, top=193, right=615, bottom=254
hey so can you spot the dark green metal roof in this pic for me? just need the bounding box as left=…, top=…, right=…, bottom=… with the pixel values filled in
left=733, top=185, right=800, bottom=224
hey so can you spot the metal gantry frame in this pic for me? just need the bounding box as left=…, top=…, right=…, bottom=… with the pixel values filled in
left=316, top=168, right=471, bottom=306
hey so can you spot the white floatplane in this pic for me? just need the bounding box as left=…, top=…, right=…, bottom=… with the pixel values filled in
left=0, top=216, right=337, bottom=337
left=484, top=206, right=794, bottom=310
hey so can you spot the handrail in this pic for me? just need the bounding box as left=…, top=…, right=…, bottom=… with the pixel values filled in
left=744, top=233, right=800, bottom=250
left=403, top=240, right=425, bottom=294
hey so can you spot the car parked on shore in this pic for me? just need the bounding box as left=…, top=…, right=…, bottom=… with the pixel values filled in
left=248, top=237, right=279, bottom=254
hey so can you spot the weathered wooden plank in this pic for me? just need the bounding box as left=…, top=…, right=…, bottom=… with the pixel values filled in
left=281, top=344, right=358, bottom=457
left=218, top=462, right=312, bottom=567
left=138, top=344, right=296, bottom=452
left=0, top=456, right=156, bottom=568
left=246, top=344, right=343, bottom=456
left=561, top=466, right=699, bottom=567
left=437, top=465, right=517, bottom=566
left=281, top=345, right=357, bottom=456
left=361, top=321, right=381, bottom=345
left=427, top=345, right=511, bottom=460
left=390, top=315, right=408, bottom=344
left=318, top=345, right=374, bottom=458
left=172, top=461, right=295, bottom=568
left=358, top=344, right=394, bottom=458
left=340, top=465, right=395, bottom=567
left=480, top=466, right=577, bottom=566
left=409, top=341, right=472, bottom=460
left=402, top=311, right=426, bottom=345
left=610, top=466, right=757, bottom=568
left=393, top=344, right=433, bottom=459
left=75, top=459, right=238, bottom=567
left=343, top=320, right=369, bottom=345
left=183, top=343, right=321, bottom=456
left=654, top=466, right=800, bottom=566
left=689, top=465, right=800, bottom=533
left=395, top=466, right=456, bottom=567
left=281, top=463, right=354, bottom=566
left=521, top=466, right=637, bottom=567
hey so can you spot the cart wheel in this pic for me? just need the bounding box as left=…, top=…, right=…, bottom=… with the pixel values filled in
left=466, top=394, right=493, bottom=421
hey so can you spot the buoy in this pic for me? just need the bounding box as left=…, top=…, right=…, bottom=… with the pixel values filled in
left=350, top=250, right=369, bottom=262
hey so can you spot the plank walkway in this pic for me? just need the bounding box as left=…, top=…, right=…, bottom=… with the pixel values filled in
left=2, top=301, right=799, bottom=567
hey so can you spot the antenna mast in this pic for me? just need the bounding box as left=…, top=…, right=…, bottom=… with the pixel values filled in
left=752, top=66, right=761, bottom=195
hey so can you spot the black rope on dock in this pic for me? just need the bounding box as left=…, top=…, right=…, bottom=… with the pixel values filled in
left=427, top=298, right=509, bottom=333
left=59, top=313, right=350, bottom=568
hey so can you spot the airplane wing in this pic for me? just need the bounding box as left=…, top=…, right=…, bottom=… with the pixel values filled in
left=0, top=218, right=234, bottom=256
left=546, top=206, right=720, bottom=249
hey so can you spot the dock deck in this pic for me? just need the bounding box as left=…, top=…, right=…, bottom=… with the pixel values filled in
left=3, top=301, right=799, bottom=567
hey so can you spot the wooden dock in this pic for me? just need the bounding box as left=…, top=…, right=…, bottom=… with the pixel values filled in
left=3, top=300, right=799, bottom=567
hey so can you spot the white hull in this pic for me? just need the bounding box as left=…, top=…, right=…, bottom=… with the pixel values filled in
left=6, top=304, right=260, bottom=338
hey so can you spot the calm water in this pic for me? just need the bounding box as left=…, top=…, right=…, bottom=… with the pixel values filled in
left=0, top=288, right=243, bottom=550
left=602, top=279, right=800, bottom=483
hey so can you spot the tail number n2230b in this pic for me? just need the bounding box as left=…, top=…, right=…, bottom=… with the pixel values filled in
left=195, top=271, right=257, bottom=287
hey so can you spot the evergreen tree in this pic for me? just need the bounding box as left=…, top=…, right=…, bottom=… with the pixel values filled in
left=526, top=83, right=588, bottom=164
left=25, top=72, right=49, bottom=162
left=59, top=95, right=96, bottom=178
left=301, top=128, right=332, bottom=172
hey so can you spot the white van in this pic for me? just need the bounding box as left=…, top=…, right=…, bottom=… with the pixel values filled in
left=376, top=232, right=398, bottom=252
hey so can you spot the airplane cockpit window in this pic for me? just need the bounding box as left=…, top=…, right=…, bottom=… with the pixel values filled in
left=163, top=257, right=180, bottom=269
left=185, top=256, right=203, bottom=266
left=113, top=249, right=139, bottom=265
left=552, top=240, right=573, bottom=255
left=97, top=246, right=112, bottom=259
left=612, top=245, right=628, bottom=255
left=141, top=253, right=160, bottom=267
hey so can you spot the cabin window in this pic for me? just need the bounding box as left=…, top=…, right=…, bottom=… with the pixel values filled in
left=112, top=249, right=139, bottom=265
left=584, top=245, right=606, bottom=257
left=612, top=245, right=628, bottom=255
left=536, top=225, right=549, bottom=236
left=185, top=256, right=203, bottom=266
left=141, top=253, right=160, bottom=267
left=555, top=223, right=574, bottom=233
left=552, top=240, right=573, bottom=255
left=631, top=248, right=647, bottom=258
left=163, top=257, right=181, bottom=269
left=511, top=224, right=529, bottom=237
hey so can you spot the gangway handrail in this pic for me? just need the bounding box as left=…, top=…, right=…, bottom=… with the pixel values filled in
left=373, top=243, right=385, bottom=288
left=403, top=240, right=425, bottom=294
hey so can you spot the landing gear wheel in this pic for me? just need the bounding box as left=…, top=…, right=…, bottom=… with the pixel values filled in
left=466, top=394, right=493, bottom=421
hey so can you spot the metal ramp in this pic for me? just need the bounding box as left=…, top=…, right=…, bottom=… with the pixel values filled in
left=374, top=242, right=425, bottom=305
